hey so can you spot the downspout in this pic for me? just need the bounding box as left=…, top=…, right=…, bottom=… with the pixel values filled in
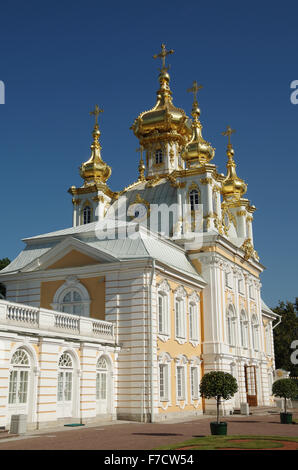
left=149, top=259, right=155, bottom=423
left=272, top=314, right=282, bottom=330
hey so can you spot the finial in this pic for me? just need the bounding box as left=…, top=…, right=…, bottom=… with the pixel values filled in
left=222, top=125, right=236, bottom=148
left=90, top=104, right=104, bottom=127
left=187, top=81, right=203, bottom=104
left=137, top=146, right=145, bottom=181
left=153, top=43, right=174, bottom=71
left=187, top=80, right=203, bottom=121
left=221, top=125, right=247, bottom=201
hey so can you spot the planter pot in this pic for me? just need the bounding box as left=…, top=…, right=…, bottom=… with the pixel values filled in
left=280, top=412, right=292, bottom=424
left=210, top=421, right=227, bottom=435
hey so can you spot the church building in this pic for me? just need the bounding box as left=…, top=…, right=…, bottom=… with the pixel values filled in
left=0, top=45, right=279, bottom=429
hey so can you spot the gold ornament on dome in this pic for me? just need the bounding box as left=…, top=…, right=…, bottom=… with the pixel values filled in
left=221, top=126, right=247, bottom=203
left=131, top=44, right=191, bottom=150
left=136, top=146, right=146, bottom=182
left=79, top=105, right=112, bottom=185
left=181, top=80, right=215, bottom=167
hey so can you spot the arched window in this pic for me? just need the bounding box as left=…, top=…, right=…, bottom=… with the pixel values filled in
left=251, top=314, right=259, bottom=350
left=52, top=280, right=91, bottom=317
left=57, top=353, right=73, bottom=404
left=96, top=357, right=108, bottom=401
left=240, top=310, right=248, bottom=348
left=60, top=290, right=83, bottom=315
left=226, top=305, right=236, bottom=346
left=155, top=149, right=163, bottom=164
left=174, top=288, right=187, bottom=341
left=83, top=205, right=92, bottom=225
left=189, top=189, right=200, bottom=212
left=8, top=349, right=30, bottom=405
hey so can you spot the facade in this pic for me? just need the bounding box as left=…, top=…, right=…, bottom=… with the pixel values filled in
left=0, top=45, right=279, bottom=429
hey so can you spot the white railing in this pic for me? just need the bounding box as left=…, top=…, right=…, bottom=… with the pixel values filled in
left=0, top=300, right=114, bottom=343
left=54, top=313, right=80, bottom=331
left=7, top=304, right=39, bottom=324
left=92, top=319, right=114, bottom=337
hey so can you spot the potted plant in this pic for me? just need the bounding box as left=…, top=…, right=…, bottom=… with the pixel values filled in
left=200, top=371, right=238, bottom=435
left=272, top=378, right=298, bottom=424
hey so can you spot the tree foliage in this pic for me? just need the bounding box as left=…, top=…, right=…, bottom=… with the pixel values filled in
left=272, top=378, right=298, bottom=414
left=272, top=299, right=298, bottom=377
left=200, top=371, right=238, bottom=423
left=0, top=258, right=10, bottom=298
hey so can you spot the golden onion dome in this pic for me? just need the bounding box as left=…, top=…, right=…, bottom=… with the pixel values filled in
left=221, top=144, right=247, bottom=202
left=131, top=66, right=191, bottom=144
left=80, top=107, right=111, bottom=184
left=182, top=97, right=215, bottom=166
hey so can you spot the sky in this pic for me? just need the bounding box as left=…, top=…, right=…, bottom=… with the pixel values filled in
left=0, top=0, right=297, bottom=308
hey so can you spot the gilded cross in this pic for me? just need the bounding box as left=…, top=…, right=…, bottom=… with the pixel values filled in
left=153, top=43, right=174, bottom=70
left=187, top=81, right=203, bottom=103
left=222, top=126, right=236, bottom=146
left=90, top=104, right=103, bottom=125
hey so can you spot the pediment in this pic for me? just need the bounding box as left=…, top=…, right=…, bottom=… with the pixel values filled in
left=23, top=236, right=118, bottom=272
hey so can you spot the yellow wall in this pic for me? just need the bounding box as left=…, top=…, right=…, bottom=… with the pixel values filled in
left=46, top=250, right=100, bottom=270
left=40, top=276, right=106, bottom=321
left=156, top=276, right=203, bottom=413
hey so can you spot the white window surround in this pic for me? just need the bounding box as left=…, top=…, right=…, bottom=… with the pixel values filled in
left=175, top=355, right=188, bottom=406
left=189, top=299, right=199, bottom=345
left=174, top=286, right=187, bottom=344
left=226, top=304, right=236, bottom=347
left=251, top=314, right=259, bottom=351
left=158, top=352, right=172, bottom=408
left=189, top=356, right=201, bottom=404
left=157, top=280, right=171, bottom=341
left=240, top=309, right=249, bottom=349
left=225, top=270, right=233, bottom=290
left=249, top=283, right=255, bottom=300
left=190, top=367, right=199, bottom=401
left=52, top=276, right=91, bottom=317
left=238, top=277, right=245, bottom=295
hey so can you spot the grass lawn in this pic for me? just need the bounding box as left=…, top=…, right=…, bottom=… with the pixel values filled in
left=157, top=435, right=298, bottom=450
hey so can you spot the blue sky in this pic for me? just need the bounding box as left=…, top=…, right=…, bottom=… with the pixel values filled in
left=0, top=0, right=297, bottom=308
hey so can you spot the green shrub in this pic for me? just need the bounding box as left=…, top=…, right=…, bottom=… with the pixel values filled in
left=272, top=378, right=298, bottom=413
left=200, top=371, right=238, bottom=423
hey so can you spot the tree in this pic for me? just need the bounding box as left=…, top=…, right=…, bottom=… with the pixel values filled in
left=0, top=258, right=10, bottom=298
left=272, top=299, right=298, bottom=377
left=200, top=371, right=238, bottom=424
left=272, top=378, right=298, bottom=414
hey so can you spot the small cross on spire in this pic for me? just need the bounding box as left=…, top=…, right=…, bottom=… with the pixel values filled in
left=90, top=104, right=104, bottom=126
left=153, top=43, right=174, bottom=70
left=222, top=126, right=236, bottom=146
left=187, top=80, right=203, bottom=103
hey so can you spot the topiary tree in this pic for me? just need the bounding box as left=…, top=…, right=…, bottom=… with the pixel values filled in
left=200, top=371, right=238, bottom=424
left=272, top=378, right=298, bottom=414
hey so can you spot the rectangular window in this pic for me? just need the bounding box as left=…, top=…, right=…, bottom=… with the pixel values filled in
left=158, top=294, right=168, bottom=335
left=177, top=366, right=185, bottom=400
left=189, top=304, right=198, bottom=341
left=249, top=285, right=255, bottom=299
left=96, top=372, right=107, bottom=400
left=8, top=371, right=18, bottom=404
left=238, top=279, right=244, bottom=295
left=159, top=364, right=168, bottom=401
left=175, top=299, right=185, bottom=338
left=191, top=367, right=199, bottom=400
